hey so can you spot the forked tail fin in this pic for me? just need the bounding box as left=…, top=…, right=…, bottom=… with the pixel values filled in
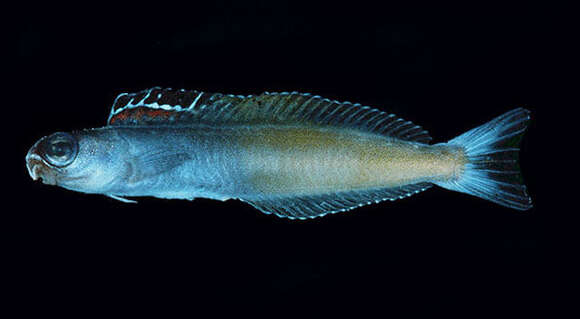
left=435, top=108, right=532, bottom=210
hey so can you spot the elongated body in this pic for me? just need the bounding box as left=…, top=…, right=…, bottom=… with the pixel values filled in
left=26, top=88, right=532, bottom=218
left=70, top=125, right=463, bottom=200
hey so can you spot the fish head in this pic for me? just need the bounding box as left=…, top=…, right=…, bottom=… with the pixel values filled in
left=26, top=130, right=126, bottom=194
left=26, top=132, right=78, bottom=186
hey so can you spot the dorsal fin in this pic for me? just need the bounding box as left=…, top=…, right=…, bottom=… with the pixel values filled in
left=107, top=88, right=432, bottom=143
left=107, top=87, right=244, bottom=126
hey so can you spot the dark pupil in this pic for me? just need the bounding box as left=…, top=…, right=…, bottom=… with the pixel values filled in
left=49, top=141, right=71, bottom=158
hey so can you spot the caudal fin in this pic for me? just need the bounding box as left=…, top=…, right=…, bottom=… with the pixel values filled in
left=435, top=108, right=532, bottom=210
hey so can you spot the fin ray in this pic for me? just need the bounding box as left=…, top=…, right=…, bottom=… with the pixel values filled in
left=107, top=88, right=432, bottom=143
left=435, top=108, right=532, bottom=210
left=135, top=151, right=191, bottom=180
left=241, top=183, right=432, bottom=219
left=107, top=195, right=137, bottom=203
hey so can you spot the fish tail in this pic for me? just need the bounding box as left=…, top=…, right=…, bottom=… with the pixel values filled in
left=435, top=108, right=532, bottom=210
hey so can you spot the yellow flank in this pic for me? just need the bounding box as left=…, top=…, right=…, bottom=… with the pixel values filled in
left=239, top=126, right=466, bottom=196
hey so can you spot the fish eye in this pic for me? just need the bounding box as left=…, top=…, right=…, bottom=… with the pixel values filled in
left=40, top=132, right=78, bottom=167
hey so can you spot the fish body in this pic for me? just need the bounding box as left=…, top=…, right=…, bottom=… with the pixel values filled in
left=26, top=88, right=532, bottom=218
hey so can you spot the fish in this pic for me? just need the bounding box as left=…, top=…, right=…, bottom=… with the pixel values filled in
left=26, top=87, right=532, bottom=219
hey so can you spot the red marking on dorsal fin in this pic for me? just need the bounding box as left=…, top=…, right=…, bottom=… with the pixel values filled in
left=107, top=87, right=210, bottom=126
left=109, top=108, right=180, bottom=126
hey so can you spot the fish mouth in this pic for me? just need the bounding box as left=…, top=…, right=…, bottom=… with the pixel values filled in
left=26, top=149, right=57, bottom=185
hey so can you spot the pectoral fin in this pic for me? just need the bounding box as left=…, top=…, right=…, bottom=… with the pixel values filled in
left=135, top=151, right=191, bottom=179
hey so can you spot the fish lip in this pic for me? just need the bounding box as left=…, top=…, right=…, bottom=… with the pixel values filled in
left=26, top=147, right=57, bottom=185
left=25, top=149, right=42, bottom=181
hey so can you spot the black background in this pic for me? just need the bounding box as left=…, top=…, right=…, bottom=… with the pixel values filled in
left=6, top=1, right=572, bottom=316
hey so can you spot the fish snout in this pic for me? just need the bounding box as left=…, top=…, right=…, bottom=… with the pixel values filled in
left=26, top=146, right=57, bottom=185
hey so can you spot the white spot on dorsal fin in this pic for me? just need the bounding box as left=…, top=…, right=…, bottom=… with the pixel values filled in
left=188, top=92, right=203, bottom=110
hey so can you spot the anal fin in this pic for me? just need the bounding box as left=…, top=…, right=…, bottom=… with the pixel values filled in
left=241, top=183, right=432, bottom=220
